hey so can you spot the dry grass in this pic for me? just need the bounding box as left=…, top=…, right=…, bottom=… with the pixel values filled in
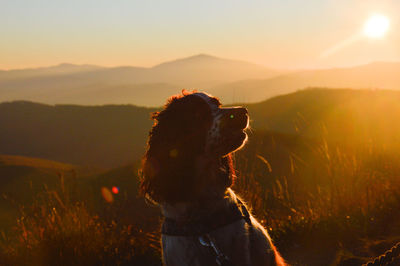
left=233, top=131, right=400, bottom=264
left=2, top=130, right=400, bottom=265
left=0, top=185, right=161, bottom=266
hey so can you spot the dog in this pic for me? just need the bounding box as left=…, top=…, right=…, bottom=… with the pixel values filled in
left=140, top=91, right=286, bottom=266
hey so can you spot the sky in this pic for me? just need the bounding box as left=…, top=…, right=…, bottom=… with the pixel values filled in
left=1, top=0, right=399, bottom=70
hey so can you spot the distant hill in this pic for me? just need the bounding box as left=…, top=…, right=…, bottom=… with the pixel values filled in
left=0, top=54, right=277, bottom=106
left=0, top=154, right=75, bottom=171
left=0, top=101, right=156, bottom=168
left=0, top=155, right=75, bottom=199
left=213, top=61, right=400, bottom=103
left=149, top=54, right=278, bottom=87
left=0, top=63, right=102, bottom=81
left=247, top=88, right=400, bottom=147
left=2, top=89, right=400, bottom=168
left=1, top=56, right=399, bottom=106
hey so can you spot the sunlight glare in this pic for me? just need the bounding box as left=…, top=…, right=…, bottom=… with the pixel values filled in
left=363, top=14, right=390, bottom=38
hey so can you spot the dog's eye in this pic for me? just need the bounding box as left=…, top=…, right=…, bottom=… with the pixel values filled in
left=230, top=114, right=234, bottom=119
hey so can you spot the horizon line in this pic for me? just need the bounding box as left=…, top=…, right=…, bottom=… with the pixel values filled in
left=1, top=53, right=399, bottom=72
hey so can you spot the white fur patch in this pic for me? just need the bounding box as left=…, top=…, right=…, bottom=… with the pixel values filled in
left=192, top=92, right=222, bottom=152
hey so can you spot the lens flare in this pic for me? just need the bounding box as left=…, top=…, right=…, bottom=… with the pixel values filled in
left=112, top=186, right=119, bottom=194
left=101, top=187, right=114, bottom=203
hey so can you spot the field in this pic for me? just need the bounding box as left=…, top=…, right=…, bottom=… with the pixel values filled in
left=1, top=89, right=400, bottom=265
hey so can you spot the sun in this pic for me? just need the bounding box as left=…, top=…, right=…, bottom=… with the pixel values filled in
left=363, top=14, right=390, bottom=38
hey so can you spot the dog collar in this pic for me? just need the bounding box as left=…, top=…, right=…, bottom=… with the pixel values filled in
left=161, top=199, right=251, bottom=236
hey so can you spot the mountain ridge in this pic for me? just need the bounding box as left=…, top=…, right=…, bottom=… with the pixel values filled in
left=1, top=54, right=400, bottom=106
left=0, top=54, right=277, bottom=106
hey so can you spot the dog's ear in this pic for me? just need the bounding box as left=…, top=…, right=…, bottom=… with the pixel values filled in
left=139, top=93, right=213, bottom=203
left=222, top=154, right=235, bottom=187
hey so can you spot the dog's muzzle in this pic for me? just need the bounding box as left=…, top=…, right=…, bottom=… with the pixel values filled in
left=219, top=107, right=249, bottom=131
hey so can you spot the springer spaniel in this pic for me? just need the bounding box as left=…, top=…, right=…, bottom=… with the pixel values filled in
left=140, top=91, right=286, bottom=266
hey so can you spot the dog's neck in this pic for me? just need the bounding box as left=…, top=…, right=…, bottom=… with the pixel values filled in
left=160, top=188, right=238, bottom=222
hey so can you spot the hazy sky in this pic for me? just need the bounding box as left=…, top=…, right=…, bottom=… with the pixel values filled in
left=1, top=0, right=399, bottom=70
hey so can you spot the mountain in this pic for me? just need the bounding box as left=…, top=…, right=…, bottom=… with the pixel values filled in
left=0, top=54, right=277, bottom=106
left=149, top=54, right=278, bottom=87
left=213, top=61, right=400, bottom=103
left=2, top=57, right=399, bottom=107
left=0, top=63, right=102, bottom=81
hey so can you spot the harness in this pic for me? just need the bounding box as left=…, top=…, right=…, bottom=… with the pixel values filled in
left=162, top=199, right=252, bottom=266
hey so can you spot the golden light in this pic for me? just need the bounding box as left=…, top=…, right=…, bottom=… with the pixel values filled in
left=363, top=14, right=390, bottom=38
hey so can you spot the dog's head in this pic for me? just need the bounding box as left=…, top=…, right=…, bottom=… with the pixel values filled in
left=140, top=91, right=249, bottom=203
left=193, top=92, right=249, bottom=156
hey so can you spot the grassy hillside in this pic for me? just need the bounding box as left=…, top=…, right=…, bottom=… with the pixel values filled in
left=0, top=155, right=77, bottom=230
left=0, top=154, right=76, bottom=198
left=0, top=154, right=159, bottom=254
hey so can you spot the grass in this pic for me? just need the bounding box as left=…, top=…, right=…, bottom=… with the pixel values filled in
left=2, top=129, right=400, bottom=265
left=0, top=182, right=161, bottom=266
left=233, top=130, right=400, bottom=264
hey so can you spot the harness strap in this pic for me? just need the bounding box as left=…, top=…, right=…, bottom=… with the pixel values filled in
left=199, top=234, right=234, bottom=266
left=198, top=200, right=251, bottom=266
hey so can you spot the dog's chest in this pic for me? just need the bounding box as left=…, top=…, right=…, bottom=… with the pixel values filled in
left=162, top=235, right=217, bottom=266
left=161, top=219, right=251, bottom=266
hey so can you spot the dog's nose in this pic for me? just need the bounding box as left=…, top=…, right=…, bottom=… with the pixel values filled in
left=221, top=107, right=249, bottom=129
